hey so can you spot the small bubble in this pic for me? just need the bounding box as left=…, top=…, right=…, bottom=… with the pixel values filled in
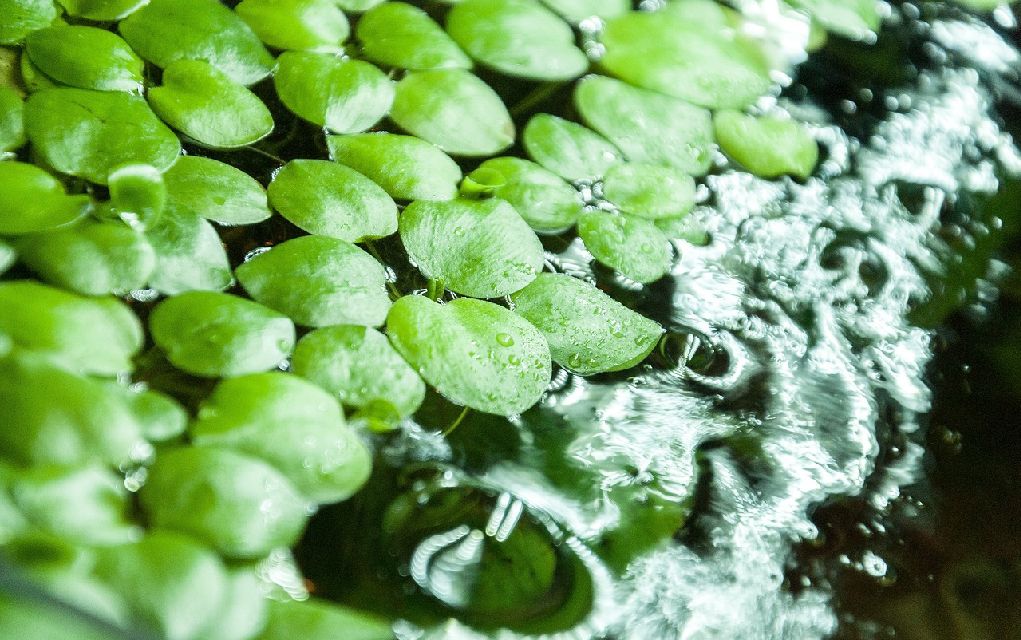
left=495, top=333, right=514, bottom=347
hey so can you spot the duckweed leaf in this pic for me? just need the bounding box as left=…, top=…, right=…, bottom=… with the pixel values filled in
left=145, top=204, right=232, bottom=294
left=236, top=235, right=392, bottom=327
left=149, top=60, right=273, bottom=149
left=0, top=161, right=90, bottom=234
left=788, top=0, right=880, bottom=41
left=196, top=568, right=268, bottom=640
left=292, top=325, right=426, bottom=419
left=541, top=0, right=628, bottom=22
left=109, top=164, right=167, bottom=227
left=574, top=74, right=714, bottom=176
left=510, top=273, right=664, bottom=374
left=602, top=163, right=696, bottom=220
left=25, top=88, right=180, bottom=184
left=139, top=447, right=308, bottom=559
left=0, top=241, right=14, bottom=275
left=522, top=113, right=621, bottom=181
left=357, top=2, right=471, bottom=70
left=446, top=0, right=588, bottom=81
left=16, top=220, right=156, bottom=295
left=0, top=87, right=25, bottom=152
left=122, top=388, right=187, bottom=443
left=163, top=156, right=271, bottom=226
left=0, top=0, right=58, bottom=46
left=400, top=198, right=544, bottom=298
left=714, top=110, right=819, bottom=179
left=275, top=52, right=393, bottom=134
left=469, top=157, right=582, bottom=233
left=236, top=0, right=349, bottom=52
left=259, top=599, right=393, bottom=640
left=267, top=159, right=397, bottom=241
left=0, top=281, right=143, bottom=375
left=388, top=296, right=552, bottom=416
left=190, top=372, right=372, bottom=503
left=56, top=0, right=149, bottom=21
left=578, top=210, right=672, bottom=283
left=119, top=0, right=275, bottom=86
left=327, top=133, right=462, bottom=201
left=26, top=26, right=143, bottom=93
left=390, top=69, right=514, bottom=156
left=150, top=291, right=295, bottom=377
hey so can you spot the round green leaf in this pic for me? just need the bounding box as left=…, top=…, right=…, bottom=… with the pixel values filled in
left=163, top=156, right=270, bottom=226
left=26, top=26, right=143, bottom=93
left=390, top=69, right=514, bottom=156
left=119, top=0, right=275, bottom=86
left=469, top=157, right=582, bottom=233
left=357, top=2, right=471, bottom=70
left=149, top=291, right=296, bottom=377
left=122, top=387, right=187, bottom=443
left=236, top=235, right=392, bottom=327
left=260, top=599, right=392, bottom=640
left=109, top=164, right=167, bottom=228
left=602, top=163, right=696, bottom=220
left=577, top=209, right=672, bottom=283
left=145, top=204, right=233, bottom=294
left=140, top=446, right=309, bottom=559
left=0, top=0, right=58, bottom=46
left=16, top=220, right=156, bottom=295
left=510, top=272, right=664, bottom=374
left=190, top=372, right=372, bottom=503
left=574, top=74, right=714, bottom=176
left=0, top=280, right=143, bottom=375
left=714, top=110, right=819, bottom=179
left=400, top=197, right=544, bottom=298
left=0, top=240, right=15, bottom=275
left=335, top=0, right=383, bottom=9
left=788, top=0, right=880, bottom=40
left=0, top=86, right=26, bottom=153
left=25, top=88, right=180, bottom=184
left=56, top=0, right=148, bottom=21
left=327, top=132, right=462, bottom=201
left=541, top=0, right=628, bottom=22
left=275, top=51, right=393, bottom=134
left=267, top=159, right=397, bottom=241
left=446, top=0, right=588, bottom=81
left=522, top=113, right=621, bottom=181
left=236, top=0, right=349, bottom=52
left=0, top=161, right=90, bottom=235
left=149, top=59, right=273, bottom=149
left=19, top=50, right=57, bottom=92
left=292, top=325, right=426, bottom=419
left=386, top=295, right=552, bottom=416
left=195, top=568, right=268, bottom=640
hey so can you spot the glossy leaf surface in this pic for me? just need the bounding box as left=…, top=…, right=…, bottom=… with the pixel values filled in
left=26, top=26, right=143, bottom=93
left=0, top=161, right=90, bottom=235
left=470, top=157, right=582, bottom=233
left=357, top=2, right=471, bottom=70
left=714, top=110, right=819, bottom=179
left=327, top=132, right=462, bottom=201
left=236, top=0, right=349, bottom=52
left=522, top=113, right=621, bottom=181
left=163, top=156, right=271, bottom=226
left=577, top=209, right=672, bottom=283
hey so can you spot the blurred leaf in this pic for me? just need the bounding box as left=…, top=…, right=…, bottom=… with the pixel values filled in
left=541, top=0, right=628, bottom=22
left=258, top=599, right=392, bottom=640
left=0, top=161, right=90, bottom=235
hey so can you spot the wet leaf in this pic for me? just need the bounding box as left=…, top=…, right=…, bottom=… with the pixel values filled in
left=259, top=599, right=393, bottom=640
left=267, top=159, right=397, bottom=241
left=446, top=0, right=588, bottom=81
left=19, top=51, right=57, bottom=92
left=25, top=88, right=180, bottom=184
left=714, top=110, right=819, bottom=179
left=577, top=209, right=672, bottom=283
left=108, top=163, right=167, bottom=227
left=190, top=372, right=372, bottom=503
left=163, top=156, right=271, bottom=226
left=122, top=387, right=188, bottom=443
left=788, top=0, right=880, bottom=40
left=236, top=0, right=349, bottom=52
left=0, top=241, right=15, bottom=275
left=0, top=0, right=58, bottom=46
left=510, top=273, right=664, bottom=374
left=522, top=113, right=621, bottom=181
left=145, top=204, right=233, bottom=294
left=26, top=26, right=143, bottom=93
left=56, top=0, right=149, bottom=21
left=386, top=295, right=552, bottom=416
left=400, top=197, right=544, bottom=298
left=149, top=291, right=295, bottom=377
left=119, top=0, right=275, bottom=86
left=390, top=69, right=514, bottom=156
left=236, top=235, right=392, bottom=327
left=469, top=157, right=582, bottom=233
left=0, top=86, right=25, bottom=152
left=541, top=0, right=628, bottom=22
left=195, top=568, right=267, bottom=640
left=357, top=2, right=471, bottom=70
left=335, top=0, right=383, bottom=9
left=327, top=132, right=462, bottom=201
left=602, top=163, right=696, bottom=220
left=0, top=161, right=90, bottom=235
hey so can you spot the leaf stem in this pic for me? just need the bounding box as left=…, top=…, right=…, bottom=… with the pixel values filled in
left=510, top=82, right=567, bottom=119
left=442, top=406, right=470, bottom=437
left=364, top=240, right=402, bottom=299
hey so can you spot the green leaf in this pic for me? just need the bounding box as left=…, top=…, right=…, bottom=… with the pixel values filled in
left=19, top=50, right=57, bottom=92
left=236, top=235, right=392, bottom=327
left=0, top=240, right=15, bottom=275
left=0, top=0, right=58, bottom=46
left=149, top=59, right=273, bottom=149
left=25, top=88, right=181, bottom=184
left=446, top=0, right=588, bottom=81
left=149, top=291, right=296, bottom=377
left=0, top=161, right=90, bottom=235
left=469, top=157, right=582, bottom=233
left=56, top=0, right=148, bottom=21
left=195, top=568, right=268, bottom=640
left=259, top=599, right=393, bottom=640
left=540, top=0, right=628, bottom=22
left=602, top=163, right=696, bottom=220
left=656, top=213, right=710, bottom=246
left=190, top=372, right=372, bottom=503
left=236, top=0, right=349, bottom=52
left=522, top=113, right=621, bottom=181
left=109, top=164, right=167, bottom=228
left=274, top=51, right=393, bottom=134
left=510, top=273, right=663, bottom=374
left=145, top=204, right=233, bottom=295
left=357, top=2, right=471, bottom=70
left=292, top=325, right=426, bottom=418
left=390, top=69, right=514, bottom=156
left=267, top=159, right=397, bottom=242
left=139, top=447, right=309, bottom=559
left=327, top=132, right=462, bottom=201
left=577, top=209, right=672, bottom=283
left=400, top=197, right=544, bottom=298
left=0, top=86, right=25, bottom=153
left=26, top=26, right=143, bottom=93
left=119, top=0, right=275, bottom=86
left=16, top=220, right=156, bottom=295
left=386, top=295, right=552, bottom=415
left=788, top=0, right=880, bottom=40
left=0, top=280, right=143, bottom=375
left=163, top=156, right=271, bottom=226
left=574, top=74, right=715, bottom=176
left=714, top=110, right=819, bottom=179
left=335, top=0, right=384, bottom=10
left=122, top=387, right=188, bottom=442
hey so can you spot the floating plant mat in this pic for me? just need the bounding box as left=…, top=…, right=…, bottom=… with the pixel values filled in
left=0, top=1, right=1020, bottom=639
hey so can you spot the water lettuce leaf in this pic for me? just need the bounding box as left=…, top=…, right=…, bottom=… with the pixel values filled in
left=602, top=163, right=697, bottom=220
left=0, top=0, right=58, bottom=46
left=108, top=164, right=167, bottom=228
